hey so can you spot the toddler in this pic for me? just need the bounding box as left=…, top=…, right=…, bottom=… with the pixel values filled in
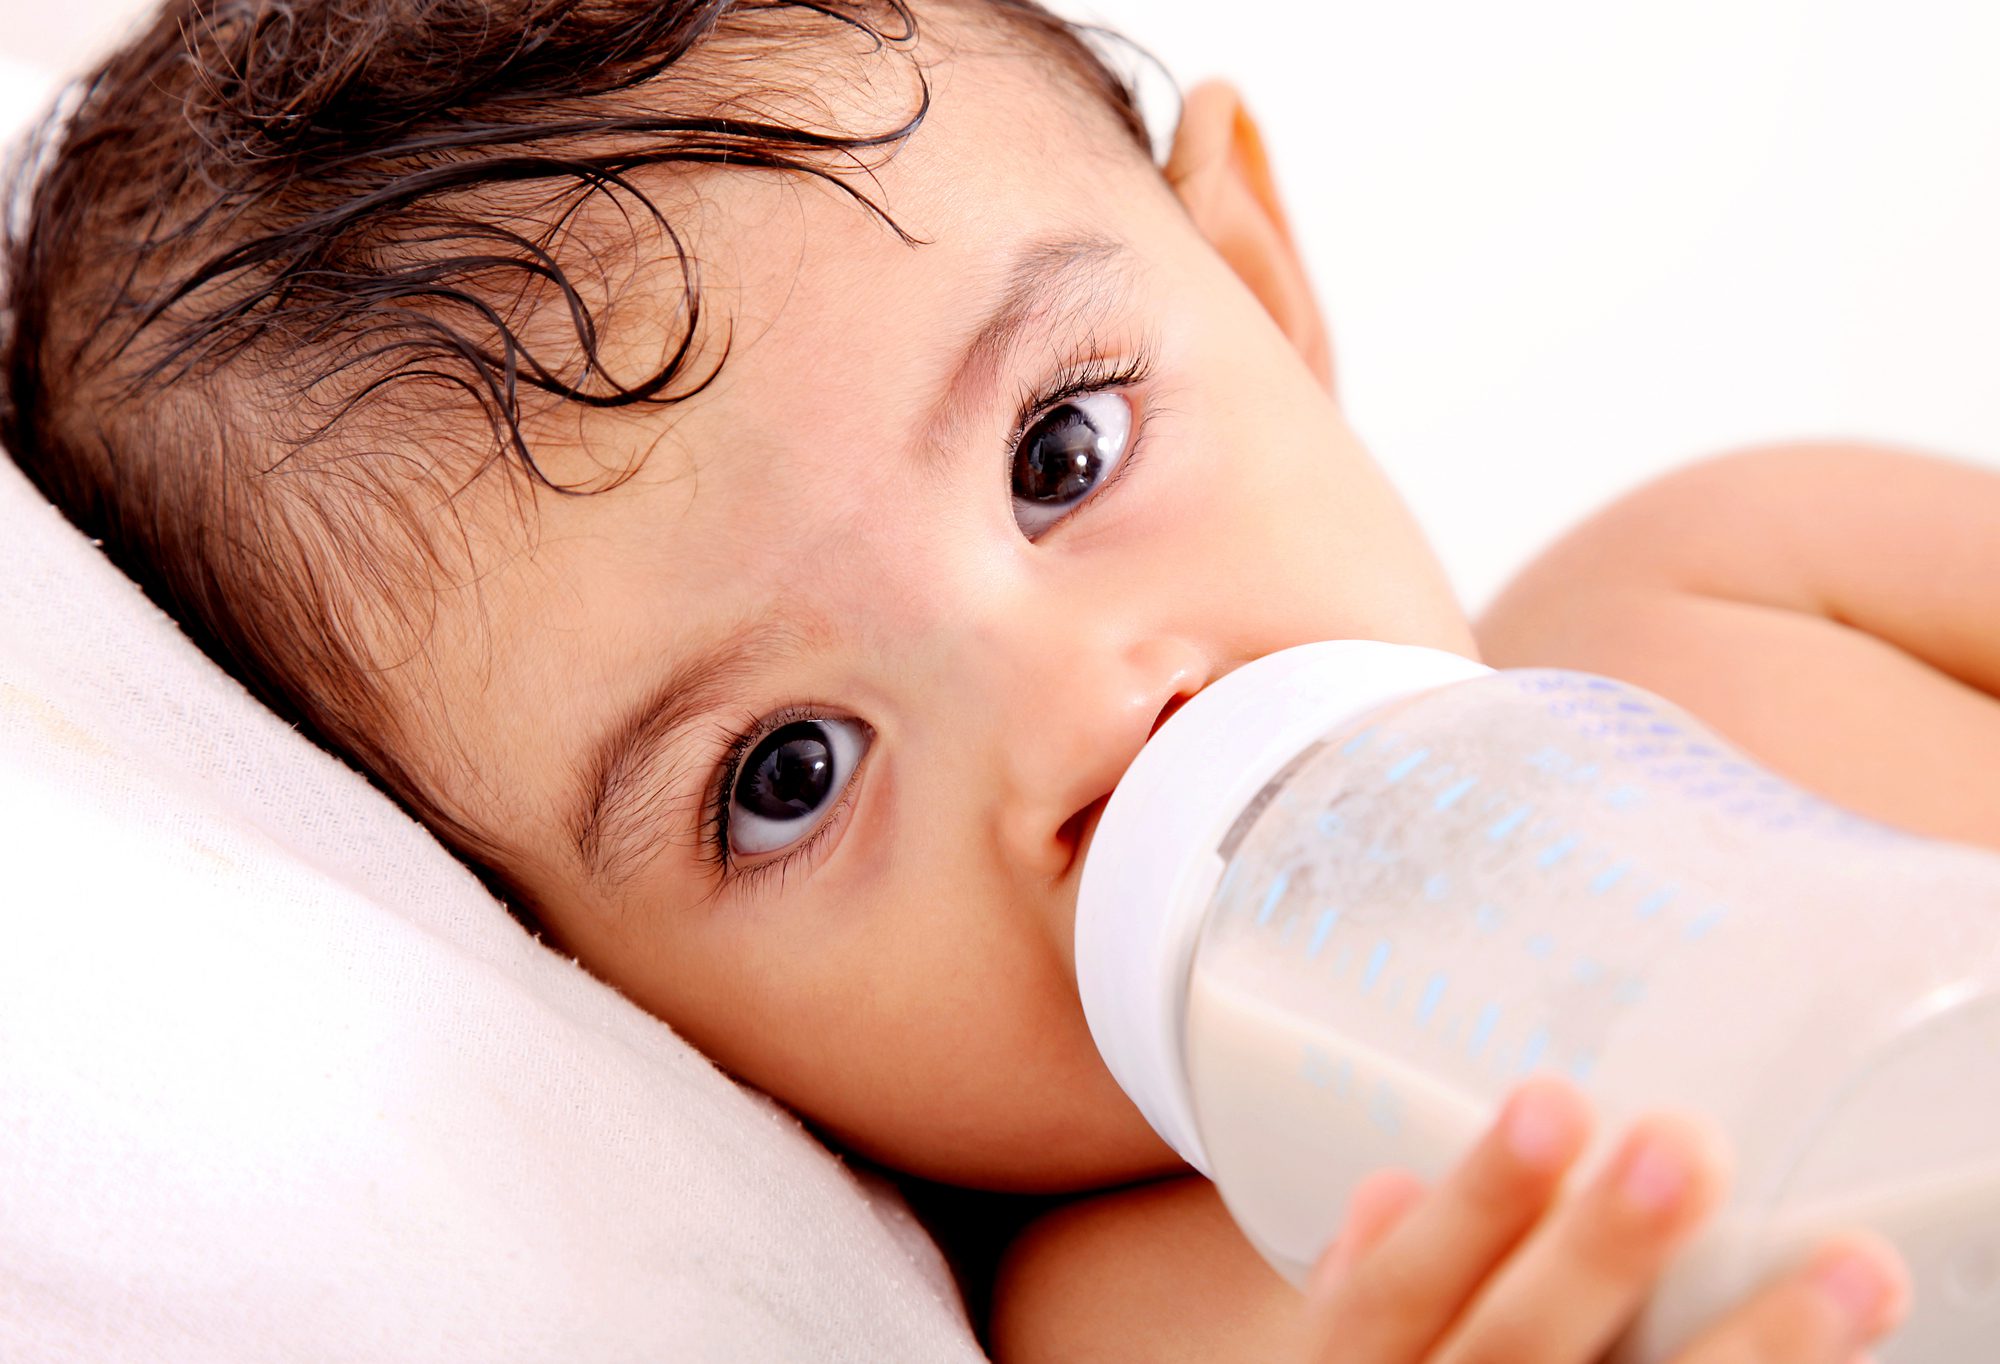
left=8, top=0, right=1997, bottom=1358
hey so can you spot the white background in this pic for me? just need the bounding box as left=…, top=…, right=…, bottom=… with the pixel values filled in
left=9, top=0, right=2000, bottom=612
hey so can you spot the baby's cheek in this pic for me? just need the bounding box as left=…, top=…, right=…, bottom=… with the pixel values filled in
left=804, top=890, right=1165, bottom=1185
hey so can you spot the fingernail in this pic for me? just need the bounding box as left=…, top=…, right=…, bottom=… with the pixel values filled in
left=1503, top=1083, right=1582, bottom=1171
left=1614, top=1131, right=1690, bottom=1215
left=1809, top=1248, right=1895, bottom=1329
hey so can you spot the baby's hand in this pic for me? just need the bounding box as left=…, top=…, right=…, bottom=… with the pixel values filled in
left=1296, top=1077, right=1909, bottom=1363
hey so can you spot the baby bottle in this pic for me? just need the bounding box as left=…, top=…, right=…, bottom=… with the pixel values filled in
left=1076, top=640, right=2000, bottom=1363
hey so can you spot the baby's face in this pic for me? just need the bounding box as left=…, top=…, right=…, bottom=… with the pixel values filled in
left=396, top=36, right=1474, bottom=1191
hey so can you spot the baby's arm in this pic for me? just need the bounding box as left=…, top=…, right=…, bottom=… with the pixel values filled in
left=1476, top=443, right=2000, bottom=851
left=989, top=1170, right=1311, bottom=1361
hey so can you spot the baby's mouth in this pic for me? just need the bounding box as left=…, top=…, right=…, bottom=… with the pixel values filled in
left=1150, top=691, right=1192, bottom=738
left=1062, top=793, right=1113, bottom=879
left=1062, top=680, right=1203, bottom=880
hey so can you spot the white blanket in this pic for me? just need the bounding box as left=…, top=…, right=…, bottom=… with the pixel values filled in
left=0, top=451, right=982, bottom=1361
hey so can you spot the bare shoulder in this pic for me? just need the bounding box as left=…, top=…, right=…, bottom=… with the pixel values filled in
left=1480, top=440, right=2000, bottom=614
left=1476, top=441, right=2000, bottom=851
left=988, top=1174, right=1308, bottom=1364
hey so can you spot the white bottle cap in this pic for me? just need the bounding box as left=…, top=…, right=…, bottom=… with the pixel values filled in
left=1075, top=640, right=1491, bottom=1176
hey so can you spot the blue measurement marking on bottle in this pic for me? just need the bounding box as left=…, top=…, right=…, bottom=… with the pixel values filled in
left=1634, top=885, right=1676, bottom=919
left=1592, top=780, right=1640, bottom=812
left=1570, top=763, right=1601, bottom=784
left=1316, top=810, right=1346, bottom=837
left=1617, top=700, right=1652, bottom=714
left=1684, top=905, right=1728, bottom=941
left=1489, top=805, right=1533, bottom=841
left=1434, top=776, right=1478, bottom=811
left=1306, top=907, right=1340, bottom=959
left=1362, top=940, right=1392, bottom=991
left=1538, top=835, right=1579, bottom=870
left=1524, top=933, right=1555, bottom=959
left=1416, top=972, right=1448, bottom=1025
left=1474, top=902, right=1504, bottom=932
left=1341, top=726, right=1378, bottom=757
left=1424, top=872, right=1452, bottom=902
left=1571, top=956, right=1603, bottom=984
left=1467, top=1003, right=1501, bottom=1057
left=1256, top=871, right=1290, bottom=926
left=1590, top=859, right=1633, bottom=894
left=1385, top=747, right=1430, bottom=784
left=1517, top=1027, right=1550, bottom=1074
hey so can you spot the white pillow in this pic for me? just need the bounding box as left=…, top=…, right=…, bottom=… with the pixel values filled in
left=0, top=447, right=983, bottom=1361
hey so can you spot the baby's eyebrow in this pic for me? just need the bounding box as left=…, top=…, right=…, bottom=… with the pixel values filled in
left=919, top=230, right=1134, bottom=462
left=570, top=617, right=818, bottom=885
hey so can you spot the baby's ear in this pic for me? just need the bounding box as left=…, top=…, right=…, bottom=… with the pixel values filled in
left=1165, top=81, right=1334, bottom=391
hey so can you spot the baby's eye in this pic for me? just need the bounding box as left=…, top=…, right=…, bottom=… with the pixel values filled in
left=1010, top=390, right=1133, bottom=537
left=727, top=716, right=871, bottom=857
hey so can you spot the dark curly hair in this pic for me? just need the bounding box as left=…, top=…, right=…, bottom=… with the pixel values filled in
left=0, top=0, right=1150, bottom=899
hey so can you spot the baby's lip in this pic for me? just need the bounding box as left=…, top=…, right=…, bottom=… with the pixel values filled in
left=1065, top=683, right=1200, bottom=879
left=1064, top=792, right=1113, bottom=879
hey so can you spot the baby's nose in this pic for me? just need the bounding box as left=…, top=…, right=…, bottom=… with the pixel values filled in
left=993, top=636, right=1212, bottom=882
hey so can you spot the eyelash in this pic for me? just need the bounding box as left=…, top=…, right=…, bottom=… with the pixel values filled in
left=703, top=342, right=1159, bottom=890
left=1003, top=342, right=1157, bottom=536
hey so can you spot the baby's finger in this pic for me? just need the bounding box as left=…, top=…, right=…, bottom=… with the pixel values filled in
left=1669, top=1233, right=1909, bottom=1364
left=1308, top=1168, right=1429, bottom=1296
left=1303, top=1076, right=1593, bottom=1360
left=1431, top=1112, right=1728, bottom=1364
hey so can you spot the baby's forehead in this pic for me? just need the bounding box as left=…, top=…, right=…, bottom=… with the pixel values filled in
left=676, top=40, right=1153, bottom=290
left=539, top=52, right=1162, bottom=464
